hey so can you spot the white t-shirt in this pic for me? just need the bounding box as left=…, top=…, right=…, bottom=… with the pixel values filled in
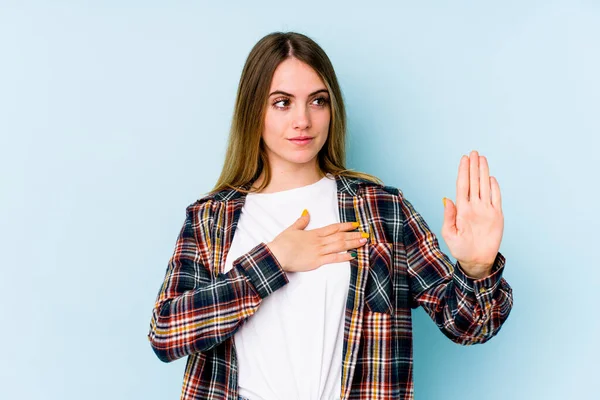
left=222, top=173, right=351, bottom=400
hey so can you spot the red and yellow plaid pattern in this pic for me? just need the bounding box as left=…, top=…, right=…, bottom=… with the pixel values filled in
left=148, top=174, right=513, bottom=399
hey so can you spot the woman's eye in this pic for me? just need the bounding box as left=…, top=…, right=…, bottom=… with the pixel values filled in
left=272, top=96, right=329, bottom=109
left=273, top=99, right=289, bottom=108
left=313, top=97, right=329, bottom=106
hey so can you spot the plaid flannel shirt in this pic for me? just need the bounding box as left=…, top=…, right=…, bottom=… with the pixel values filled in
left=148, top=174, right=513, bottom=400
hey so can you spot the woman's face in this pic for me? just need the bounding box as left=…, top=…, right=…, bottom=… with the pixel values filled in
left=262, top=57, right=331, bottom=172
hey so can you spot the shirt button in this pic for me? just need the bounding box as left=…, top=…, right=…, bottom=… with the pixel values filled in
left=479, top=287, right=486, bottom=294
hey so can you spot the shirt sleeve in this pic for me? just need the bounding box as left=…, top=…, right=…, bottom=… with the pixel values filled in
left=148, top=202, right=288, bottom=362
left=399, top=192, right=513, bottom=345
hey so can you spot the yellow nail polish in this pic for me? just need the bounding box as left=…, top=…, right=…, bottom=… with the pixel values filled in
left=352, top=222, right=359, bottom=228
left=302, top=209, right=308, bottom=217
left=442, top=197, right=447, bottom=207
left=361, top=232, right=369, bottom=238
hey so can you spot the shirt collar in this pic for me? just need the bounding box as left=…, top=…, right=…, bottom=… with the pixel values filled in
left=210, top=173, right=367, bottom=202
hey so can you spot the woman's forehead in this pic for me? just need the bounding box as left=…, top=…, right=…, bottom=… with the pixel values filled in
left=269, top=59, right=326, bottom=95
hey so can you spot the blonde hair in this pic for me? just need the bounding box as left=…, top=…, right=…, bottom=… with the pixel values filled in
left=209, top=31, right=382, bottom=196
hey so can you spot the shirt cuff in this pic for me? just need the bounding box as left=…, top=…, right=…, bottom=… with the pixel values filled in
left=453, top=252, right=506, bottom=306
left=233, top=242, right=289, bottom=299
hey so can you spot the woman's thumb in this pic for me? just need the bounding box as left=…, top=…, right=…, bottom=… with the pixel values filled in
left=442, top=197, right=457, bottom=234
left=294, top=209, right=310, bottom=230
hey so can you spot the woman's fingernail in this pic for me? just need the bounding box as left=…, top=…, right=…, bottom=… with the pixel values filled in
left=442, top=197, right=447, bottom=207
left=302, top=209, right=308, bottom=217
left=359, top=238, right=367, bottom=243
left=352, top=222, right=359, bottom=228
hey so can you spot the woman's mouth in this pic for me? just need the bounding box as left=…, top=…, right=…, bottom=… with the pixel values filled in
left=288, top=137, right=313, bottom=145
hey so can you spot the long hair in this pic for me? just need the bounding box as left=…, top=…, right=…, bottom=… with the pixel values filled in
left=209, top=31, right=383, bottom=195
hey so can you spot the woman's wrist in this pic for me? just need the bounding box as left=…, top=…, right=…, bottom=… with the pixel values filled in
left=266, top=240, right=288, bottom=272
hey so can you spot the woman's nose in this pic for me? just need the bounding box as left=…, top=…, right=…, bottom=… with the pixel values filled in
left=292, top=105, right=311, bottom=129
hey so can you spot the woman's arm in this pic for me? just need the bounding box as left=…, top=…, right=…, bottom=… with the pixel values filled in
left=147, top=202, right=288, bottom=362
left=400, top=193, right=513, bottom=345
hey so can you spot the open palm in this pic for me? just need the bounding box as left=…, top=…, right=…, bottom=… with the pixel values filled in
left=441, top=151, right=504, bottom=279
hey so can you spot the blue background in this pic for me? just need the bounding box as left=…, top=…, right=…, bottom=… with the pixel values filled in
left=1, top=1, right=598, bottom=399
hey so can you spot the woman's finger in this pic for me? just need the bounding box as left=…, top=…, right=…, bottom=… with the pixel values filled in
left=479, top=155, right=491, bottom=204
left=469, top=150, right=480, bottom=201
left=456, top=155, right=469, bottom=206
left=490, top=176, right=502, bottom=210
left=319, top=231, right=367, bottom=246
left=315, top=221, right=358, bottom=237
left=319, top=237, right=367, bottom=256
left=320, top=251, right=356, bottom=266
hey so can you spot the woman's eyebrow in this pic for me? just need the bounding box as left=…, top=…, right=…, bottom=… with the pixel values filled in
left=269, top=89, right=329, bottom=97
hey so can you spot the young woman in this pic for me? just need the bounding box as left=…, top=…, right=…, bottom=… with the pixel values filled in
left=148, top=31, right=513, bottom=400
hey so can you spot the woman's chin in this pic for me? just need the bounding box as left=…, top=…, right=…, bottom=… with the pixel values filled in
left=284, top=154, right=319, bottom=166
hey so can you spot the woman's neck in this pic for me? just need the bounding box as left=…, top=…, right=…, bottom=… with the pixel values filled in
left=252, top=166, right=325, bottom=194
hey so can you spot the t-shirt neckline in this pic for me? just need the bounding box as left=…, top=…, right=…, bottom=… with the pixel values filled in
left=248, top=173, right=333, bottom=198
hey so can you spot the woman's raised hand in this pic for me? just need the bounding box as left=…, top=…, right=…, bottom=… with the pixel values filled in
left=267, top=210, right=369, bottom=272
left=441, top=150, right=504, bottom=279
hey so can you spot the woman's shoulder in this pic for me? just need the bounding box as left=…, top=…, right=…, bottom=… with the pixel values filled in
left=353, top=176, right=405, bottom=199
left=182, top=193, right=219, bottom=218
left=187, top=184, right=243, bottom=209
left=183, top=183, right=249, bottom=221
